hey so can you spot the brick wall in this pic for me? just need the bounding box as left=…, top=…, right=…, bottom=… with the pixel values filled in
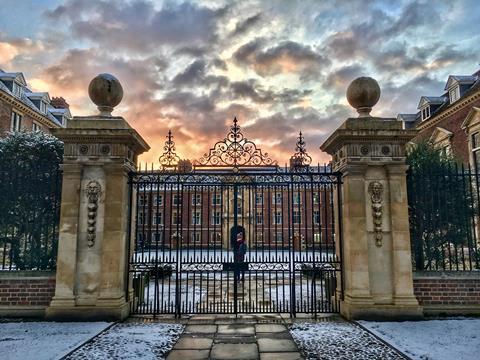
left=0, top=272, right=55, bottom=317
left=414, top=96, right=480, bottom=164
left=0, top=97, right=13, bottom=134
left=413, top=272, right=480, bottom=315
left=0, top=96, right=55, bottom=136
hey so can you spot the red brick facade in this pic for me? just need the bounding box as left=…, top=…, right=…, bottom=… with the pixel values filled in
left=136, top=187, right=334, bottom=251
left=413, top=273, right=480, bottom=314
left=0, top=96, right=56, bottom=135
left=0, top=98, right=13, bottom=134
left=414, top=93, right=480, bottom=164
left=0, top=274, right=55, bottom=308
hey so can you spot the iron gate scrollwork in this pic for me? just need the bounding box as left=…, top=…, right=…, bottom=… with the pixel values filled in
left=128, top=166, right=343, bottom=316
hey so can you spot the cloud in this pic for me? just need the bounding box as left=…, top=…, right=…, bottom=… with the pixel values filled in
left=174, top=46, right=209, bottom=58
left=172, top=59, right=230, bottom=90
left=233, top=39, right=330, bottom=78
left=325, top=65, right=366, bottom=94
left=173, top=60, right=207, bottom=86
left=377, top=74, right=445, bottom=116
left=231, top=13, right=263, bottom=36
left=45, top=0, right=224, bottom=51
left=324, top=2, right=443, bottom=69
left=431, top=45, right=473, bottom=69
left=0, top=34, right=45, bottom=66
left=30, top=47, right=167, bottom=117
left=242, top=104, right=350, bottom=163
left=3, top=0, right=474, bottom=167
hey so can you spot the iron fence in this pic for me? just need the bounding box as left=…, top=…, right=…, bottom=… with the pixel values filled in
left=407, top=163, right=480, bottom=271
left=128, top=166, right=343, bottom=316
left=0, top=168, right=62, bottom=271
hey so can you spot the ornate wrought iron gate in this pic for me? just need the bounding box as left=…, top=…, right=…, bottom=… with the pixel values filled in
left=128, top=167, right=343, bottom=315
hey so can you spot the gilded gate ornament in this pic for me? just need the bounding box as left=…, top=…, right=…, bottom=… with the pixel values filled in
left=195, top=117, right=276, bottom=168
left=85, top=180, right=101, bottom=247
left=368, top=181, right=383, bottom=247
left=159, top=130, right=181, bottom=170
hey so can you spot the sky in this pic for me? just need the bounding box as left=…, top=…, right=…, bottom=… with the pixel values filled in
left=0, top=0, right=479, bottom=166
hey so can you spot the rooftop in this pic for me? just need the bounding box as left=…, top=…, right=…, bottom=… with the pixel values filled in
left=0, top=69, right=71, bottom=128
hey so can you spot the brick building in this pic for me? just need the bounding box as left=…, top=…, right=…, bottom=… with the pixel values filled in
left=136, top=183, right=334, bottom=251
left=135, top=125, right=335, bottom=252
left=398, top=68, right=480, bottom=167
left=0, top=69, right=71, bottom=136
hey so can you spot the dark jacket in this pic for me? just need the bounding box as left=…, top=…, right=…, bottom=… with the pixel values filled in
left=235, top=240, right=247, bottom=262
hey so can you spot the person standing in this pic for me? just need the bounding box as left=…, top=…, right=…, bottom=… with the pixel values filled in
left=234, top=232, right=247, bottom=282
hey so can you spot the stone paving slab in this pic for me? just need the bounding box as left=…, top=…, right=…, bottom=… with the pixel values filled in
left=214, top=335, right=257, bottom=344
left=258, top=338, right=299, bottom=352
left=255, top=323, right=288, bottom=333
left=173, top=336, right=213, bottom=350
left=185, top=324, right=218, bottom=334
left=256, top=331, right=294, bottom=340
left=217, top=324, right=256, bottom=335
left=210, top=343, right=259, bottom=360
left=165, top=314, right=304, bottom=359
left=166, top=349, right=210, bottom=360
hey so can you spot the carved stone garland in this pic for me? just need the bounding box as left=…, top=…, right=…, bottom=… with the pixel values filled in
left=368, top=181, right=383, bottom=247
left=86, top=180, right=101, bottom=247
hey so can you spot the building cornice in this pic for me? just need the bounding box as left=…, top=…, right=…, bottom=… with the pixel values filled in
left=416, top=89, right=480, bottom=132
left=0, top=89, right=61, bottom=129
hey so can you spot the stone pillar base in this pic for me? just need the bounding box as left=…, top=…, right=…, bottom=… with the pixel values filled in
left=341, top=300, right=423, bottom=321
left=46, top=300, right=129, bottom=321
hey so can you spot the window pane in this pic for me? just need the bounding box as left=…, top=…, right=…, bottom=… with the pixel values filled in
left=472, top=133, right=480, bottom=149
left=474, top=150, right=480, bottom=171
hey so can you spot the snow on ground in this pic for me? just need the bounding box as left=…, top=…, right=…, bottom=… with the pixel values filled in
left=359, top=318, right=480, bottom=360
left=290, top=319, right=404, bottom=360
left=66, top=321, right=184, bottom=360
left=0, top=321, right=111, bottom=360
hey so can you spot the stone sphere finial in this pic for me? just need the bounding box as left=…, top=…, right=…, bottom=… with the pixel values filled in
left=346, top=77, right=380, bottom=117
left=88, top=73, right=123, bottom=116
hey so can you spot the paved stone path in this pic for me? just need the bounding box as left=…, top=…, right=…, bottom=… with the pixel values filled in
left=166, top=314, right=304, bottom=360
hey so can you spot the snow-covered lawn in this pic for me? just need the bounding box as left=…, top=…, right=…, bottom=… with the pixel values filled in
left=359, top=318, right=480, bottom=360
left=66, top=321, right=184, bottom=360
left=0, top=321, right=111, bottom=360
left=290, top=320, right=404, bottom=360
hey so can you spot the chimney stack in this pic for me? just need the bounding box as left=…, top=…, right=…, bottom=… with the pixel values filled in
left=51, top=97, right=70, bottom=109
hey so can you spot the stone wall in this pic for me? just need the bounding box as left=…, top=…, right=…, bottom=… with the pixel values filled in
left=413, top=271, right=480, bottom=315
left=0, top=271, right=55, bottom=317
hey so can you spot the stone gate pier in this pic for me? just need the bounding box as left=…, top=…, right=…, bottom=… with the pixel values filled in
left=46, top=74, right=149, bottom=320
left=321, top=77, right=423, bottom=320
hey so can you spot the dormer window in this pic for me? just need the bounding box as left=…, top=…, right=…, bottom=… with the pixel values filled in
left=12, top=82, right=22, bottom=97
left=421, top=106, right=430, bottom=121
left=449, top=86, right=460, bottom=104
left=40, top=101, right=47, bottom=114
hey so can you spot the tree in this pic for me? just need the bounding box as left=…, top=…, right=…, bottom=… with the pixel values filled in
left=0, top=131, right=63, bottom=270
left=407, top=141, right=478, bottom=270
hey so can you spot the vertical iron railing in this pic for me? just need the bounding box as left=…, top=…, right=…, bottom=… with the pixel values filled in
left=128, top=166, right=343, bottom=315
left=0, top=168, right=62, bottom=271
left=407, top=162, right=480, bottom=271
